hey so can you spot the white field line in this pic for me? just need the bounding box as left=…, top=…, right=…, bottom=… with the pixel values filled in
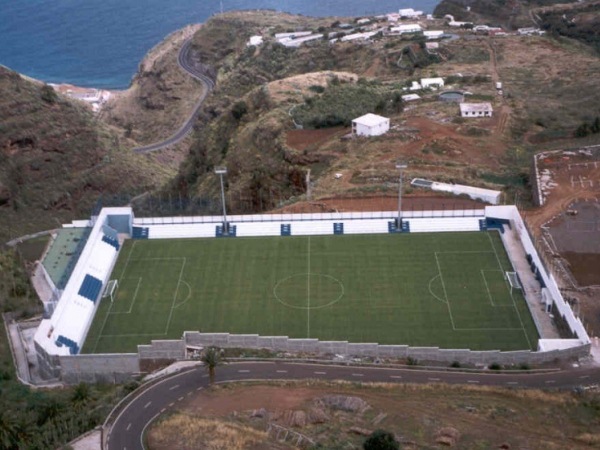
left=487, top=233, right=532, bottom=349
left=481, top=270, right=495, bottom=306
left=307, top=236, right=311, bottom=339
left=434, top=252, right=456, bottom=330
left=109, top=277, right=142, bottom=315
left=165, top=257, right=187, bottom=335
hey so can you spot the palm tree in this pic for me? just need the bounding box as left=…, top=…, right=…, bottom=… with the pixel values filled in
left=200, top=346, right=223, bottom=384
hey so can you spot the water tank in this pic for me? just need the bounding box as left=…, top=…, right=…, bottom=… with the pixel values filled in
left=496, top=82, right=502, bottom=90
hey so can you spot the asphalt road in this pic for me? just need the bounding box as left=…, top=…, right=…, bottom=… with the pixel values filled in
left=133, top=40, right=215, bottom=154
left=106, top=361, right=600, bottom=450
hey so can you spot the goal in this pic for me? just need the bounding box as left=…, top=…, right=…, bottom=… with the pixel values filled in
left=506, top=272, right=522, bottom=294
left=102, top=279, right=118, bottom=302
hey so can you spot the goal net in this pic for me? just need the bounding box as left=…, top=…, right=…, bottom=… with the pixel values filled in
left=102, top=279, right=118, bottom=302
left=506, top=272, right=522, bottom=290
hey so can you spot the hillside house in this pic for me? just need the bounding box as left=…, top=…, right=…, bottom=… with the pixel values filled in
left=389, top=23, right=422, bottom=35
left=399, top=8, right=423, bottom=18
left=421, top=77, right=445, bottom=89
left=352, top=113, right=390, bottom=137
left=423, top=30, right=444, bottom=39
left=460, top=102, right=493, bottom=118
left=246, top=35, right=263, bottom=47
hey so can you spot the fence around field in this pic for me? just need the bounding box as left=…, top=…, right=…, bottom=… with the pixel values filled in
left=132, top=208, right=485, bottom=226
left=45, top=206, right=591, bottom=384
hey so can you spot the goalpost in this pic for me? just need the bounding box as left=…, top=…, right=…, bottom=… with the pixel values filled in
left=102, top=280, right=118, bottom=303
left=506, top=271, right=522, bottom=295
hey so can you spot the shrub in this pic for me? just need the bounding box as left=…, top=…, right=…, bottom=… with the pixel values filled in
left=450, top=361, right=461, bottom=368
left=406, top=356, right=418, bottom=366
left=231, top=101, right=248, bottom=120
left=489, top=362, right=502, bottom=371
left=363, top=429, right=400, bottom=450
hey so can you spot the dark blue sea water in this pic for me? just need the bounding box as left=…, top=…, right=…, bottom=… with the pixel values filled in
left=0, top=0, right=440, bottom=89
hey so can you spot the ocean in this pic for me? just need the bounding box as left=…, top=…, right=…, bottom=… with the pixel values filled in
left=0, top=0, right=440, bottom=89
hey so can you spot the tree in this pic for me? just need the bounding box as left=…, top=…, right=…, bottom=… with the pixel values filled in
left=200, top=346, right=223, bottom=384
left=363, top=429, right=400, bottom=450
left=40, top=84, right=58, bottom=104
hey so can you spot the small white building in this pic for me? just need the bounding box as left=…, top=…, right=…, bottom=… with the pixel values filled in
left=389, top=23, right=422, bottom=34
left=247, top=35, right=263, bottom=47
left=411, top=178, right=502, bottom=204
left=423, top=30, right=444, bottom=39
left=357, top=18, right=371, bottom=25
left=426, top=42, right=440, bottom=50
left=460, top=102, right=493, bottom=118
left=340, top=30, right=380, bottom=42
left=278, top=34, right=324, bottom=48
left=409, top=81, right=422, bottom=91
left=421, top=77, right=445, bottom=89
left=402, top=93, right=421, bottom=102
left=399, top=8, right=423, bottom=17
left=352, top=113, right=390, bottom=137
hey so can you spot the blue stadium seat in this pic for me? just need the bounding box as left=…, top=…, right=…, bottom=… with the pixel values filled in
left=55, top=335, right=80, bottom=354
left=131, top=227, right=149, bottom=239
left=281, top=224, right=291, bottom=236
left=78, top=274, right=103, bottom=303
left=101, top=235, right=120, bottom=250
left=333, top=223, right=344, bottom=235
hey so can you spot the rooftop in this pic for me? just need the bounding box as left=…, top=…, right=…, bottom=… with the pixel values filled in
left=460, top=102, right=493, bottom=113
left=352, top=113, right=389, bottom=127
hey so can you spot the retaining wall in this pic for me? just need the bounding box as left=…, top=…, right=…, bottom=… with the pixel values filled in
left=182, top=331, right=590, bottom=366
left=59, top=353, right=139, bottom=384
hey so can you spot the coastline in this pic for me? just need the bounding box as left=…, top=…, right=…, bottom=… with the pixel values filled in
left=43, top=23, right=202, bottom=113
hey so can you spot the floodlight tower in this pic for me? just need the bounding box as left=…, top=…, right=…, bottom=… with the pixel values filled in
left=214, top=167, right=229, bottom=235
left=396, top=162, right=408, bottom=230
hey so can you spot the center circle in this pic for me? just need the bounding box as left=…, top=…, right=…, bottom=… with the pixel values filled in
left=273, top=273, right=344, bottom=310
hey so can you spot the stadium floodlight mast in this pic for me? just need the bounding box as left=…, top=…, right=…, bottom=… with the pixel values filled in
left=214, top=167, right=229, bottom=235
left=396, top=162, right=408, bottom=230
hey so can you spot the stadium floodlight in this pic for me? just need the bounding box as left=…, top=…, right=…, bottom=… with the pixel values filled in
left=396, top=162, right=408, bottom=230
left=214, top=167, right=229, bottom=235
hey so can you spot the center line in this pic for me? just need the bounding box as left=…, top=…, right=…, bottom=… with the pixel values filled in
left=276, top=370, right=288, bottom=373
left=144, top=401, right=152, bottom=408
left=307, top=236, right=311, bottom=339
left=169, top=384, right=179, bottom=390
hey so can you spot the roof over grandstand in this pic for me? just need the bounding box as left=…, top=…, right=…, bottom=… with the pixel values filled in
left=34, top=207, right=132, bottom=356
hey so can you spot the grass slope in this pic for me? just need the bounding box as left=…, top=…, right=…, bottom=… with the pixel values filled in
left=84, top=232, right=538, bottom=354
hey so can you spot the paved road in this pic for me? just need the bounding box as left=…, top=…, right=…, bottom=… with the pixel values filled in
left=106, top=361, right=600, bottom=450
left=133, top=39, right=215, bottom=154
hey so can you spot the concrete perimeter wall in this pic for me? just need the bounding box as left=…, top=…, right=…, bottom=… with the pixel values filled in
left=59, top=354, right=139, bottom=384
left=485, top=206, right=590, bottom=346
left=183, top=331, right=590, bottom=366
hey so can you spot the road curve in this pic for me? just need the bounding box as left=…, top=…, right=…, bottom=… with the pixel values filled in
left=133, top=39, right=215, bottom=154
left=106, top=361, right=600, bottom=450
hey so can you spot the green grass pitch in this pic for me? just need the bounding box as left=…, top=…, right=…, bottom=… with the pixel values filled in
left=83, top=231, right=539, bottom=354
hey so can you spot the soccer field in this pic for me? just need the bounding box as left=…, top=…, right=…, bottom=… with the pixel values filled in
left=83, top=231, right=539, bottom=354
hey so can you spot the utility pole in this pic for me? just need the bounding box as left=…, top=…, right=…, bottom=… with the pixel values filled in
left=396, top=162, right=408, bottom=230
left=215, top=167, right=228, bottom=235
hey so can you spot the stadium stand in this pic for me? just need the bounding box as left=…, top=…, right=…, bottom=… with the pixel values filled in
left=77, top=275, right=103, bottom=303
left=34, top=208, right=129, bottom=363
left=131, top=226, right=149, bottom=239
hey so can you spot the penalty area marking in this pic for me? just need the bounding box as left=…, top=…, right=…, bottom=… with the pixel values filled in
left=173, top=280, right=193, bottom=309
left=428, top=274, right=447, bottom=304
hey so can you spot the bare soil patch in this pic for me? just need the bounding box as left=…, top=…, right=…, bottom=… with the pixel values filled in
left=148, top=382, right=599, bottom=450
left=286, top=127, right=346, bottom=151
left=547, top=200, right=600, bottom=287
left=276, top=195, right=484, bottom=214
